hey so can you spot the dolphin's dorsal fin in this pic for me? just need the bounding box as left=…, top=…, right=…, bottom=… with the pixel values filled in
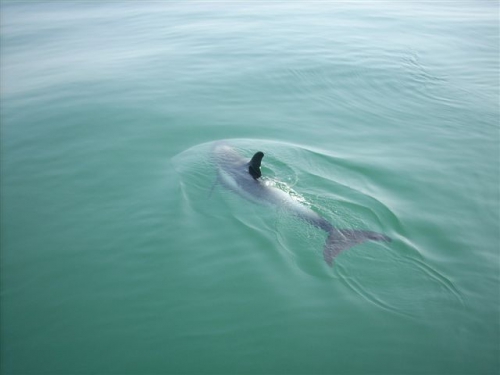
left=248, top=151, right=264, bottom=179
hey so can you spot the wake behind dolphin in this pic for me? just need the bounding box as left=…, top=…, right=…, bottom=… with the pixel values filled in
left=212, top=142, right=391, bottom=266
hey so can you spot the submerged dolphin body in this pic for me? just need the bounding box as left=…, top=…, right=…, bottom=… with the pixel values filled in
left=212, top=142, right=391, bottom=266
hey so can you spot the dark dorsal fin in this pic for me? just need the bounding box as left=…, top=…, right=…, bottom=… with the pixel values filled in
left=248, top=151, right=264, bottom=180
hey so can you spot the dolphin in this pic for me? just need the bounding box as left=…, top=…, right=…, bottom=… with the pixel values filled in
left=212, top=142, right=391, bottom=266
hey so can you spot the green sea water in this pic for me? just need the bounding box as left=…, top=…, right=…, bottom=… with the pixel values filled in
left=1, top=2, right=499, bottom=374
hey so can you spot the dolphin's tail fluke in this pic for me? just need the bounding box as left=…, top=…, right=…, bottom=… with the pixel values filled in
left=323, top=228, right=391, bottom=266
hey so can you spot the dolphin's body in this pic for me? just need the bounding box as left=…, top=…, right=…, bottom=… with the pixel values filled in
left=212, top=142, right=391, bottom=265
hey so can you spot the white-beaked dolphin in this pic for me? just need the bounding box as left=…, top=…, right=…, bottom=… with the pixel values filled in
left=212, top=142, right=391, bottom=266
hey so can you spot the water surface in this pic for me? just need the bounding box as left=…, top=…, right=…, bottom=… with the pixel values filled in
left=1, top=2, right=498, bottom=374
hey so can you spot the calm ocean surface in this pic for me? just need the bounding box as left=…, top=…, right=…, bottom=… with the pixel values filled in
left=1, top=2, right=498, bottom=374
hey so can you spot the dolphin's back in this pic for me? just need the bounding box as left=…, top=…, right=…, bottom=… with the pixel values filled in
left=213, top=141, right=336, bottom=236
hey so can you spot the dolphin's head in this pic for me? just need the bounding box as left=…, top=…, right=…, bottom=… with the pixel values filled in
left=248, top=151, right=264, bottom=180
left=213, top=143, right=245, bottom=169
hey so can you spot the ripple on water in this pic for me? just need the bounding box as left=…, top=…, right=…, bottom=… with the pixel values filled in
left=270, top=47, right=475, bottom=123
left=172, top=139, right=463, bottom=316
